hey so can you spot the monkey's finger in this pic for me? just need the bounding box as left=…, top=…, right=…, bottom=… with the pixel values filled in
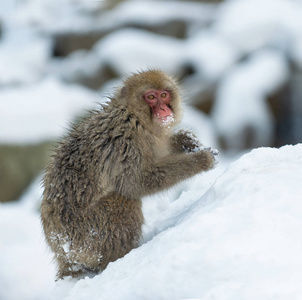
left=211, top=148, right=219, bottom=156
left=202, top=147, right=219, bottom=156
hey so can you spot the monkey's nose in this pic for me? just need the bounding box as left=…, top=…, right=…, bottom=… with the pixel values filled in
left=159, top=104, right=169, bottom=111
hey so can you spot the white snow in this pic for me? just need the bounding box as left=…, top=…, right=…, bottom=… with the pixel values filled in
left=181, top=105, right=219, bottom=149
left=185, top=32, right=239, bottom=80
left=13, top=0, right=104, bottom=32
left=101, top=0, right=215, bottom=30
left=0, top=31, right=50, bottom=86
left=0, top=201, right=55, bottom=300
left=0, top=77, right=100, bottom=144
left=13, top=0, right=215, bottom=34
left=215, top=0, right=302, bottom=54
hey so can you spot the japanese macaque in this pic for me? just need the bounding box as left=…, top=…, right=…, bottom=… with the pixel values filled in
left=41, top=70, right=218, bottom=279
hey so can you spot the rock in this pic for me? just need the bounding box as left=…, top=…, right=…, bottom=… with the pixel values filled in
left=52, top=31, right=106, bottom=57
left=0, top=142, right=53, bottom=202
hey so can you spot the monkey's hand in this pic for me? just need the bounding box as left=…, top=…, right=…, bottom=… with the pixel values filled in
left=201, top=146, right=219, bottom=168
left=195, top=146, right=219, bottom=171
left=172, top=130, right=202, bottom=153
left=172, top=130, right=219, bottom=167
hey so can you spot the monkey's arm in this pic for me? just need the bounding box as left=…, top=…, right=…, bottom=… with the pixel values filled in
left=115, top=149, right=216, bottom=199
left=111, top=133, right=218, bottom=199
left=141, top=150, right=216, bottom=195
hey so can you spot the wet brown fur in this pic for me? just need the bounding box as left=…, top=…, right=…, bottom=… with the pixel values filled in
left=41, top=70, right=216, bottom=279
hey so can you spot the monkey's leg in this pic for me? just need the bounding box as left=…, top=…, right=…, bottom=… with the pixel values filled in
left=54, top=195, right=144, bottom=277
left=93, top=195, right=143, bottom=267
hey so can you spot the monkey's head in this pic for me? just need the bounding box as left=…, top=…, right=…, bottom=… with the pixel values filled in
left=118, top=70, right=182, bottom=129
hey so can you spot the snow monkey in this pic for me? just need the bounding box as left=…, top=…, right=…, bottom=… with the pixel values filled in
left=41, top=70, right=218, bottom=279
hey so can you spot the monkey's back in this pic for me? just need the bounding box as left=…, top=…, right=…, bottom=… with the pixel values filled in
left=41, top=106, right=145, bottom=277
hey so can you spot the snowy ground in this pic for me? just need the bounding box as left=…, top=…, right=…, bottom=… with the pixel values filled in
left=1, top=144, right=302, bottom=300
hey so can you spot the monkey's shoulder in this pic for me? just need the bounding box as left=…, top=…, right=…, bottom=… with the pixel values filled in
left=50, top=107, right=158, bottom=175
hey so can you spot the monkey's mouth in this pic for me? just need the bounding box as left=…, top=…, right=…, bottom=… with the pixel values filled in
left=153, top=113, right=175, bottom=126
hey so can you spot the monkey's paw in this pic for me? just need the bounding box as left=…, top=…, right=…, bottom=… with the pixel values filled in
left=173, top=129, right=201, bottom=153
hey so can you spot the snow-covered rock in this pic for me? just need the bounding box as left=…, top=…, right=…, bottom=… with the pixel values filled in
left=14, top=0, right=215, bottom=34
left=0, top=31, right=50, bottom=86
left=54, top=29, right=184, bottom=82
left=185, top=32, right=239, bottom=81
left=101, top=0, right=215, bottom=32
left=215, top=0, right=302, bottom=54
left=212, top=50, right=289, bottom=150
left=0, top=77, right=100, bottom=144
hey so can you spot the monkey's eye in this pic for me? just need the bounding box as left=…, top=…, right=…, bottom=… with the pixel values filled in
left=161, top=92, right=167, bottom=98
left=148, top=95, right=155, bottom=100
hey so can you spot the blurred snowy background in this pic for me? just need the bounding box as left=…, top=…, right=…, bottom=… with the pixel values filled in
left=1, top=0, right=302, bottom=299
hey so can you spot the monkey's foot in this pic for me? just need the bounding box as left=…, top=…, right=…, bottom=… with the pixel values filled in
left=56, top=264, right=99, bottom=280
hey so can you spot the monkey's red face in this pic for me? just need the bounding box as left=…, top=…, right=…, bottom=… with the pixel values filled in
left=143, top=90, right=174, bottom=125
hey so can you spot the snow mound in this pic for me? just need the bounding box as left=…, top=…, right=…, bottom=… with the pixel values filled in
left=0, top=202, right=55, bottom=300
left=50, top=143, right=302, bottom=300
